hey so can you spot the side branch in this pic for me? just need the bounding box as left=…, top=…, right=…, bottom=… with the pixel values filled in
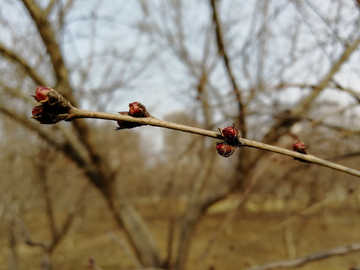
left=67, top=107, right=360, bottom=178
left=30, top=87, right=360, bottom=178
left=0, top=43, right=47, bottom=86
left=210, top=0, right=247, bottom=137
left=21, top=0, right=74, bottom=102
left=244, top=243, right=360, bottom=270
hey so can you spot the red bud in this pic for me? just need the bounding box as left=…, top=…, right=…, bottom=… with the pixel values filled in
left=292, top=140, right=307, bottom=154
left=292, top=139, right=311, bottom=163
left=218, top=124, right=241, bottom=145
left=129, top=102, right=150, bottom=117
left=33, top=86, right=51, bottom=102
left=216, top=142, right=237, bottom=157
left=32, top=106, right=43, bottom=116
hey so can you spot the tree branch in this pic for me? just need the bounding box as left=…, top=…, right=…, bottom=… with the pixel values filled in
left=44, top=0, right=58, bottom=15
left=20, top=0, right=73, bottom=102
left=107, top=230, right=143, bottom=269
left=293, top=38, right=360, bottom=114
left=244, top=243, right=360, bottom=270
left=263, top=37, right=360, bottom=145
left=0, top=43, right=47, bottom=86
left=210, top=0, right=247, bottom=137
left=65, top=106, right=360, bottom=178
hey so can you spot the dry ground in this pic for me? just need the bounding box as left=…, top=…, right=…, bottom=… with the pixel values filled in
left=2, top=203, right=360, bottom=270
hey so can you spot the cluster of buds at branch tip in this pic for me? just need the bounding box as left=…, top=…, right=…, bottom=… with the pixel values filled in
left=116, top=102, right=151, bottom=130
left=216, top=124, right=242, bottom=157
left=31, top=86, right=72, bottom=124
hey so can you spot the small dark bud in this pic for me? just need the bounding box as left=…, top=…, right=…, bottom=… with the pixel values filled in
left=33, top=86, right=51, bottom=102
left=218, top=124, right=241, bottom=145
left=116, top=111, right=144, bottom=130
left=216, top=142, right=237, bottom=157
left=128, top=102, right=150, bottom=117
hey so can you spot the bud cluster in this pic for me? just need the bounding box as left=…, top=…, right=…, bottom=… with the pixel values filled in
left=216, top=124, right=242, bottom=157
left=116, top=102, right=150, bottom=130
left=31, top=86, right=72, bottom=124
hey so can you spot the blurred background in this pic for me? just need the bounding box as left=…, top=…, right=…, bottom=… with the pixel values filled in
left=1, top=1, right=360, bottom=269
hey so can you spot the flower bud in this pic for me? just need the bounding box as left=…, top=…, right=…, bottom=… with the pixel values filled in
left=31, top=106, right=52, bottom=124
left=216, top=142, right=237, bottom=157
left=129, top=102, right=150, bottom=117
left=218, top=124, right=241, bottom=144
left=31, top=87, right=72, bottom=124
left=32, top=106, right=43, bottom=116
left=292, top=140, right=311, bottom=163
left=292, top=140, right=307, bottom=154
left=116, top=111, right=144, bottom=130
left=33, top=86, right=51, bottom=102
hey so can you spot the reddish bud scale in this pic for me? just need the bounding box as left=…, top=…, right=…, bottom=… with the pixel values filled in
left=129, top=102, right=150, bottom=117
left=32, top=106, right=43, bottom=116
left=216, top=142, right=237, bottom=158
left=33, top=86, right=51, bottom=102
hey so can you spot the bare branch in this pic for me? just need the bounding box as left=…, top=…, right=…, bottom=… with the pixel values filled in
left=263, top=37, right=360, bottom=145
left=175, top=151, right=217, bottom=269
left=210, top=0, right=247, bottom=137
left=0, top=105, right=63, bottom=149
left=244, top=243, right=360, bottom=270
left=0, top=188, right=47, bottom=250
left=44, top=0, right=58, bottom=15
left=38, top=162, right=58, bottom=240
left=65, top=106, right=360, bottom=178
left=293, top=38, right=360, bottom=115
left=20, top=0, right=74, bottom=102
left=107, top=230, right=143, bottom=269
left=0, top=43, right=47, bottom=86
left=48, top=211, right=74, bottom=254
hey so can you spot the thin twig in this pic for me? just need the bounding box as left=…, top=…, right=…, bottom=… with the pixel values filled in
left=210, top=0, right=247, bottom=137
left=0, top=43, right=47, bottom=86
left=107, top=230, right=143, bottom=269
left=243, top=243, right=360, bottom=270
left=66, top=107, right=360, bottom=178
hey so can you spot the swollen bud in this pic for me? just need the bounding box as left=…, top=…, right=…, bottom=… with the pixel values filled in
left=216, top=142, right=237, bottom=157
left=292, top=139, right=311, bottom=163
left=33, top=86, right=51, bottom=102
left=218, top=124, right=241, bottom=145
left=292, top=140, right=307, bottom=154
left=129, top=102, right=150, bottom=117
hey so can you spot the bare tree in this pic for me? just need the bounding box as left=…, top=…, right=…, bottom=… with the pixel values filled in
left=1, top=0, right=360, bottom=269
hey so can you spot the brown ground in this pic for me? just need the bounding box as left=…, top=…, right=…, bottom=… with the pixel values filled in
left=3, top=206, right=360, bottom=270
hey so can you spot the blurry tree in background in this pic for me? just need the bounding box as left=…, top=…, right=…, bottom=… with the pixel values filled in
left=1, top=0, right=360, bottom=269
